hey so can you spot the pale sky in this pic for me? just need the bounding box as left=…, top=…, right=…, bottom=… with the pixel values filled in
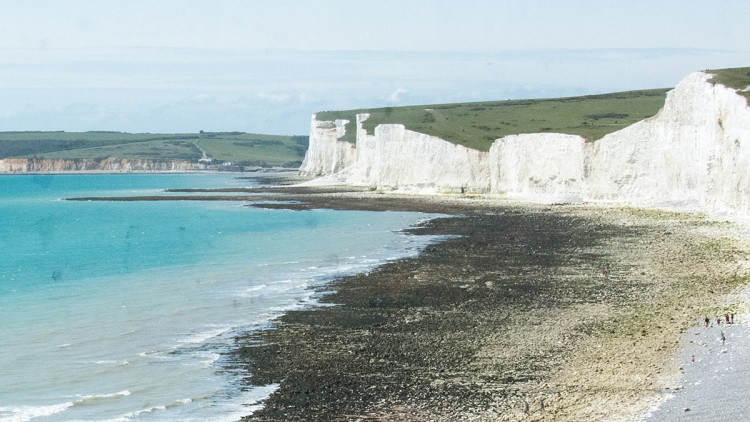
left=1, top=0, right=749, bottom=134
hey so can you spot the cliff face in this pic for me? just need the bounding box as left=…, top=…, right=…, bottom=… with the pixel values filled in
left=489, top=133, right=587, bottom=202
left=341, top=114, right=490, bottom=193
left=298, top=115, right=356, bottom=176
left=302, top=70, right=750, bottom=216
left=586, top=72, right=750, bottom=214
left=0, top=157, right=206, bottom=173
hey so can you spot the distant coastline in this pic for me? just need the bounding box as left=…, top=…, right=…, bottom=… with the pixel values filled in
left=0, top=157, right=305, bottom=175
left=0, top=131, right=309, bottom=174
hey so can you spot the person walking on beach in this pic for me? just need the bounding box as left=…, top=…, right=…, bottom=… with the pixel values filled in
left=705, top=316, right=710, bottom=327
left=721, top=331, right=726, bottom=345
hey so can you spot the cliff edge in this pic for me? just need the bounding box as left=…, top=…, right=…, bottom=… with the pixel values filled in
left=301, top=70, right=750, bottom=217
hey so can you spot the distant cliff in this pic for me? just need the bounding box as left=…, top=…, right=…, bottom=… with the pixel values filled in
left=0, top=158, right=207, bottom=173
left=301, top=70, right=750, bottom=217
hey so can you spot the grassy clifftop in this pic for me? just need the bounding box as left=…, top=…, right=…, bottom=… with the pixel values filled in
left=317, top=89, right=670, bottom=151
left=318, top=67, right=750, bottom=152
left=0, top=131, right=309, bottom=168
left=707, top=67, right=750, bottom=103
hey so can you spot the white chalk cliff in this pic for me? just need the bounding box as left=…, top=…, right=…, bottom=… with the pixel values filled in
left=342, top=114, right=491, bottom=192
left=298, top=116, right=357, bottom=177
left=301, top=71, right=750, bottom=217
left=586, top=72, right=750, bottom=214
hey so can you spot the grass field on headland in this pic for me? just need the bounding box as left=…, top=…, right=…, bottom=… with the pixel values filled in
left=316, top=66, right=750, bottom=152
left=707, top=66, right=750, bottom=103
left=316, top=89, right=670, bottom=150
left=0, top=131, right=308, bottom=168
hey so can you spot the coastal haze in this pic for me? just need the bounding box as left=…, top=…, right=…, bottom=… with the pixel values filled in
left=0, top=1, right=749, bottom=134
left=2, top=2, right=750, bottom=422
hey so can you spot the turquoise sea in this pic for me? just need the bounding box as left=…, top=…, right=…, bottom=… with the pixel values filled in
left=0, top=174, right=439, bottom=421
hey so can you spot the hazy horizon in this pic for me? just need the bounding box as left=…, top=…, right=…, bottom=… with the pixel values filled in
left=1, top=1, right=749, bottom=135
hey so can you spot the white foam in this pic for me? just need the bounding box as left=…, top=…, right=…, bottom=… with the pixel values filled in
left=94, top=360, right=130, bottom=366
left=114, top=396, right=198, bottom=421
left=243, top=284, right=268, bottom=294
left=193, top=351, right=221, bottom=368
left=0, top=402, right=74, bottom=422
left=209, top=383, right=280, bottom=422
left=177, top=326, right=231, bottom=345
left=118, top=404, right=167, bottom=419
left=73, top=390, right=132, bottom=406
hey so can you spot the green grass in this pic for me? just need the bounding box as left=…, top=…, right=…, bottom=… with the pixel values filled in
left=196, top=133, right=308, bottom=167
left=0, top=131, right=309, bottom=168
left=0, top=132, right=192, bottom=159
left=317, top=88, right=670, bottom=151
left=707, top=67, right=750, bottom=104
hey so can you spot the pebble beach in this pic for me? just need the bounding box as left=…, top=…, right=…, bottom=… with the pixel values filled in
left=644, top=286, right=750, bottom=421
left=220, top=186, right=750, bottom=421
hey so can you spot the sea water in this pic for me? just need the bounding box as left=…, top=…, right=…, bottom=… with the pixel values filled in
left=0, top=174, right=440, bottom=421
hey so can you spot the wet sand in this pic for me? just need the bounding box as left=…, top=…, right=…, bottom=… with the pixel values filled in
left=224, top=188, right=749, bottom=421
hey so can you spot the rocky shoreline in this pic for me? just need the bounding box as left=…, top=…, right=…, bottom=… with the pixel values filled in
left=222, top=188, right=749, bottom=421
left=61, top=182, right=749, bottom=420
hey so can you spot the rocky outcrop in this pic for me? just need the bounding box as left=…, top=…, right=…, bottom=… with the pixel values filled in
left=0, top=157, right=206, bottom=173
left=302, top=71, right=750, bottom=217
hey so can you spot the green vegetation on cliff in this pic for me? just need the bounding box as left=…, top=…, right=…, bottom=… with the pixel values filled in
left=0, top=131, right=309, bottom=168
left=317, top=88, right=670, bottom=151
left=707, top=67, right=750, bottom=103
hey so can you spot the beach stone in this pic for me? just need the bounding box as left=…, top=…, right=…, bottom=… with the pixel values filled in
left=230, top=191, right=748, bottom=421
